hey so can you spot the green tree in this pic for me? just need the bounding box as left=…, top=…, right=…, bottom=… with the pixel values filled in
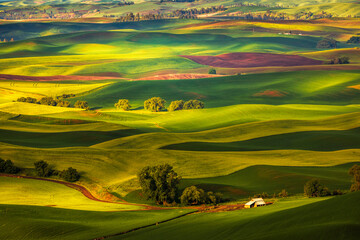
left=60, top=167, right=80, bottom=182
left=138, top=164, right=181, bottom=204
left=57, top=100, right=71, bottom=107
left=0, top=158, right=20, bottom=174
left=349, top=164, right=360, bottom=192
left=278, top=189, right=288, bottom=197
left=144, top=97, right=166, bottom=112
left=206, top=191, right=223, bottom=205
left=34, top=160, right=53, bottom=177
left=114, top=99, right=131, bottom=111
left=26, top=97, right=37, bottom=103
left=304, top=179, right=330, bottom=197
left=183, top=100, right=205, bottom=110
left=180, top=186, right=206, bottom=205
left=74, top=101, right=89, bottom=110
left=208, top=68, right=216, bottom=74
left=316, top=38, right=337, bottom=49
left=168, top=100, right=184, bottom=111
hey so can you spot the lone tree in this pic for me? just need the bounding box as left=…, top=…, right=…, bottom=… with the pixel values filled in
left=60, top=167, right=80, bottom=182
left=144, top=97, right=166, bottom=112
left=349, top=164, right=360, bottom=192
left=208, top=68, right=216, bottom=74
left=34, top=160, right=53, bottom=177
left=304, top=179, right=329, bottom=197
left=181, top=186, right=205, bottom=205
left=168, top=100, right=184, bottom=111
left=115, top=99, right=131, bottom=111
left=0, top=158, right=20, bottom=174
left=316, top=38, right=337, bottom=49
left=138, top=164, right=181, bottom=204
left=74, top=101, right=89, bottom=110
left=183, top=100, right=205, bottom=110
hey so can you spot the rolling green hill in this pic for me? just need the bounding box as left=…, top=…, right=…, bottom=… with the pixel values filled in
left=119, top=191, right=360, bottom=240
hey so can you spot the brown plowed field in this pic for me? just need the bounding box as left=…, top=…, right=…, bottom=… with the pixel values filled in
left=181, top=52, right=323, bottom=68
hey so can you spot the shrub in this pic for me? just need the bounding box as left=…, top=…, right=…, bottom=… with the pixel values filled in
left=316, top=38, right=337, bottom=49
left=183, top=100, right=204, bottom=110
left=180, top=186, right=206, bottom=205
left=17, top=97, right=27, bottom=102
left=57, top=100, right=71, bottom=107
left=304, top=179, right=330, bottom=197
left=39, top=97, right=57, bottom=106
left=0, top=158, right=20, bottom=174
left=144, top=97, right=166, bottom=112
left=60, top=167, right=80, bottom=182
left=34, top=160, right=53, bottom=177
left=138, top=164, right=181, bottom=204
left=206, top=191, right=223, bottom=205
left=208, top=68, right=216, bottom=74
left=332, top=189, right=344, bottom=196
left=74, top=101, right=89, bottom=110
left=114, top=99, right=131, bottom=111
left=278, top=189, right=288, bottom=198
left=347, top=36, right=360, bottom=44
left=168, top=100, right=184, bottom=111
left=330, top=56, right=350, bottom=64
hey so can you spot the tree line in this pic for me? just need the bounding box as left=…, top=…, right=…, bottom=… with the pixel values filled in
left=113, top=5, right=226, bottom=22
left=114, top=97, right=205, bottom=112
left=16, top=95, right=90, bottom=110
left=0, top=158, right=80, bottom=182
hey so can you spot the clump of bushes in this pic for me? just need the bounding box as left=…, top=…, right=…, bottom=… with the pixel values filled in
left=17, top=96, right=71, bottom=108
left=74, top=100, right=89, bottom=110
left=0, top=158, right=20, bottom=174
left=316, top=38, right=337, bottom=49
left=329, top=56, right=350, bottom=64
left=208, top=68, right=217, bottom=74
left=304, top=179, right=330, bottom=197
left=33, top=160, right=80, bottom=182
left=144, top=97, right=166, bottom=112
left=168, top=99, right=205, bottom=111
left=60, top=167, right=80, bottom=182
left=114, top=99, right=131, bottom=111
left=180, top=185, right=223, bottom=205
left=347, top=36, right=360, bottom=44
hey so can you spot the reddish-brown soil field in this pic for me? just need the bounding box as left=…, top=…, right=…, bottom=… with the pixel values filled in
left=181, top=52, right=323, bottom=68
left=135, top=73, right=224, bottom=81
left=0, top=74, right=119, bottom=81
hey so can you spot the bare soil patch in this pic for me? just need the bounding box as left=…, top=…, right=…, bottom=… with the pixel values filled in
left=181, top=52, right=323, bottom=68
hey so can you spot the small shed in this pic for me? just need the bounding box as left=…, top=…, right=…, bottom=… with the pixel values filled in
left=244, top=198, right=266, bottom=208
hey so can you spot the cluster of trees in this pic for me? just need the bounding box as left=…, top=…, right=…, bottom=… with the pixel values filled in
left=347, top=36, right=360, bottom=44
left=303, top=163, right=360, bottom=198
left=74, top=100, right=90, bottom=110
left=317, top=38, right=338, bottom=49
left=34, top=160, right=80, bottom=182
left=138, top=164, right=222, bottom=205
left=17, top=96, right=71, bottom=108
left=114, top=5, right=226, bottom=22
left=181, top=186, right=222, bottom=205
left=115, top=99, right=131, bottom=111
left=253, top=189, right=288, bottom=199
left=329, top=56, right=350, bottom=64
left=168, top=99, right=205, bottom=111
left=0, top=158, right=20, bottom=174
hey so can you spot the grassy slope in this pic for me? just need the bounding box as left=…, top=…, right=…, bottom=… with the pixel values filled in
left=120, top=192, right=360, bottom=240
left=181, top=163, right=357, bottom=199
left=0, top=204, right=193, bottom=240
left=0, top=177, right=141, bottom=211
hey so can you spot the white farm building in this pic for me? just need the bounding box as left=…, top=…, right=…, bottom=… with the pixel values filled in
left=244, top=198, right=266, bottom=208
